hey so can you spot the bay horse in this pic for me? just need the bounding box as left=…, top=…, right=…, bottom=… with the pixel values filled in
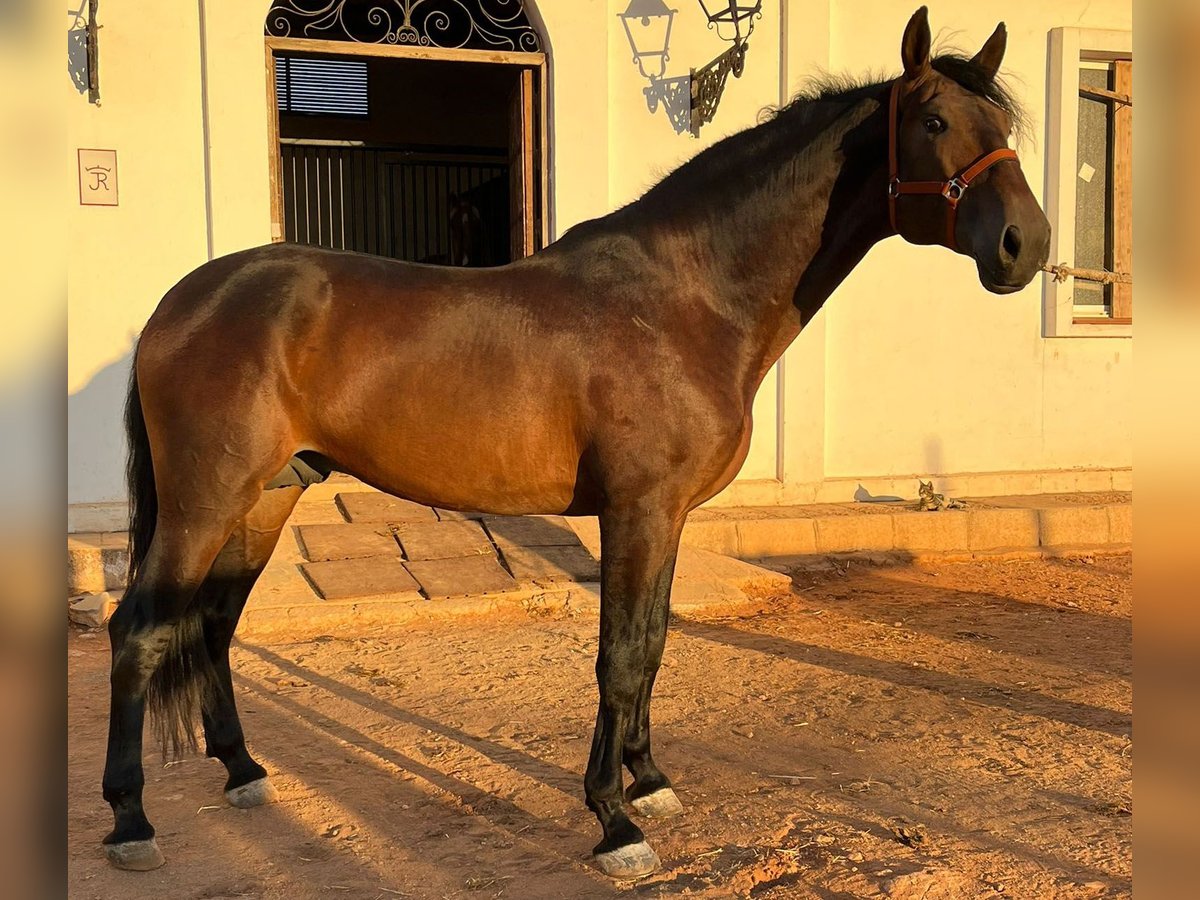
left=103, top=7, right=1050, bottom=880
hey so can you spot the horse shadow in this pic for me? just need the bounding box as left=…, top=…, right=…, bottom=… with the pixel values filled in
left=671, top=617, right=1130, bottom=737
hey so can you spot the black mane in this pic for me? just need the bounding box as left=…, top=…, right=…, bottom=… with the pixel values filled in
left=768, top=52, right=1029, bottom=141
left=588, top=50, right=1029, bottom=236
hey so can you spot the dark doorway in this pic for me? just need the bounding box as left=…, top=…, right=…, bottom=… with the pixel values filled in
left=273, top=53, right=542, bottom=267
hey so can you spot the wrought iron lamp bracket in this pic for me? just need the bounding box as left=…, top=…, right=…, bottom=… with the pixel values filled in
left=69, top=0, right=101, bottom=104
left=688, top=39, right=748, bottom=136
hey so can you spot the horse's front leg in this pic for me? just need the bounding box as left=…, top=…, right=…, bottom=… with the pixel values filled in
left=621, top=576, right=685, bottom=818
left=586, top=503, right=685, bottom=879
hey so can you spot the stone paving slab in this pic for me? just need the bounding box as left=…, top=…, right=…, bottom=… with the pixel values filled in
left=336, top=492, right=438, bottom=524
left=395, top=520, right=494, bottom=561
left=406, top=554, right=518, bottom=599
left=483, top=515, right=577, bottom=547
left=500, top=543, right=601, bottom=585
left=295, top=524, right=400, bottom=562
left=301, top=556, right=422, bottom=601
left=434, top=508, right=486, bottom=521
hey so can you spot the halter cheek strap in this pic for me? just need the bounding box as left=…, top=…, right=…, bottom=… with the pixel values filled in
left=887, top=80, right=1019, bottom=251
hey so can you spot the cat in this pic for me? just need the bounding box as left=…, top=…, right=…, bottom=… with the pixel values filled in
left=916, top=479, right=966, bottom=511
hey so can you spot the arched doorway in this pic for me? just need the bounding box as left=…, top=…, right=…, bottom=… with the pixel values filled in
left=264, top=1, right=548, bottom=266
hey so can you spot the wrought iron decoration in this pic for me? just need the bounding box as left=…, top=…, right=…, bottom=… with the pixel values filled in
left=619, top=0, right=762, bottom=137
left=689, top=39, right=745, bottom=133
left=68, top=0, right=101, bottom=104
left=265, top=0, right=542, bottom=53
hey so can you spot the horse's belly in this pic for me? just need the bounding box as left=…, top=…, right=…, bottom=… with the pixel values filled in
left=310, top=389, right=590, bottom=516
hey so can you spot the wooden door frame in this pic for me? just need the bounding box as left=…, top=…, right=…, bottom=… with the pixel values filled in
left=265, top=37, right=549, bottom=254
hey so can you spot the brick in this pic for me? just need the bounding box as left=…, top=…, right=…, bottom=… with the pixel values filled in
left=296, top=524, right=400, bottom=562
left=482, top=515, right=577, bottom=547
left=335, top=492, right=438, bottom=524
left=893, top=510, right=970, bottom=552
left=1074, top=470, right=1121, bottom=493
left=735, top=518, right=817, bottom=558
left=434, top=508, right=486, bottom=522
left=1039, top=471, right=1085, bottom=494
left=501, top=543, right=600, bottom=585
left=814, top=515, right=894, bottom=552
left=396, top=520, right=494, bottom=561
left=101, top=546, right=129, bottom=590
left=680, top=519, right=739, bottom=556
left=301, top=557, right=421, bottom=601
left=1038, top=506, right=1111, bottom=547
left=405, top=555, right=518, bottom=599
left=1108, top=504, right=1132, bottom=545
left=967, top=508, right=1039, bottom=551
left=67, top=542, right=106, bottom=595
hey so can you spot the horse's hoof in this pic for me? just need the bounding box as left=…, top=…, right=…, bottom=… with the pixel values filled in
left=105, top=838, right=165, bottom=871
left=593, top=840, right=661, bottom=880
left=225, top=776, right=279, bottom=809
left=630, top=787, right=684, bottom=818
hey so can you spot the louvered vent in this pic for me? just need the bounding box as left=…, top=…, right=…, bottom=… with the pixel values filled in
left=275, top=56, right=368, bottom=117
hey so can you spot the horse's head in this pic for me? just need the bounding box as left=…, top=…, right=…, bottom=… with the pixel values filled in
left=890, top=7, right=1051, bottom=294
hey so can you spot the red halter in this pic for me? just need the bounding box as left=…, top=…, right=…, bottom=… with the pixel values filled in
left=887, top=80, right=1019, bottom=251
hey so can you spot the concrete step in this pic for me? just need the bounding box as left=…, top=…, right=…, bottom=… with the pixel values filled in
left=676, top=491, right=1132, bottom=560
left=67, top=491, right=1131, bottom=635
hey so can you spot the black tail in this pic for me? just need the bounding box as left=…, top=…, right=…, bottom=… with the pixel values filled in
left=124, top=348, right=156, bottom=585
left=123, top=346, right=217, bottom=757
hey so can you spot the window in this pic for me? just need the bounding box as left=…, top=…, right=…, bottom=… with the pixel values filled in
left=275, top=56, right=369, bottom=117
left=1044, top=29, right=1133, bottom=338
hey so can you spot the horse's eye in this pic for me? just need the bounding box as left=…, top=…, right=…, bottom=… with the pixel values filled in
left=924, top=116, right=946, bottom=135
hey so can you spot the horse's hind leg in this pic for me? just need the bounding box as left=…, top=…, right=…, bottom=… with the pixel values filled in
left=103, top=504, right=255, bottom=870
left=198, top=486, right=304, bottom=808
left=586, top=503, right=685, bottom=879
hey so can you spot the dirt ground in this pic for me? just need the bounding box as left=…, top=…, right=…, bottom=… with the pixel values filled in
left=68, top=554, right=1132, bottom=899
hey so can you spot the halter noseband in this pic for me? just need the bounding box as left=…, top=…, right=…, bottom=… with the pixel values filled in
left=887, top=79, right=1019, bottom=251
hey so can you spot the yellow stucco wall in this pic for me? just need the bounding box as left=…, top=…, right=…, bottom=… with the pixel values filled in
left=67, top=3, right=210, bottom=524
left=820, top=0, right=1134, bottom=488
left=66, top=0, right=1133, bottom=529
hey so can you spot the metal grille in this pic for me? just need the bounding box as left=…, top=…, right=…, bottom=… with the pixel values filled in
left=265, top=0, right=543, bottom=53
left=280, top=144, right=510, bottom=265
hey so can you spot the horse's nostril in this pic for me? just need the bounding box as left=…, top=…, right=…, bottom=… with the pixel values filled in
left=1001, top=225, right=1023, bottom=263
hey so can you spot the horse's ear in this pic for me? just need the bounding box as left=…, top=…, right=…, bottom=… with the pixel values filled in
left=901, top=6, right=932, bottom=82
left=971, top=22, right=1007, bottom=80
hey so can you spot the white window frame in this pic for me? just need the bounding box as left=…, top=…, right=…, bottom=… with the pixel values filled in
left=1043, top=27, right=1133, bottom=338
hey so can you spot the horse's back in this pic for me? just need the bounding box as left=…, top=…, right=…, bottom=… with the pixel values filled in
left=136, top=243, right=597, bottom=513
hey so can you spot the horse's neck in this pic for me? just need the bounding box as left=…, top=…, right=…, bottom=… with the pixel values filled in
left=654, top=88, right=893, bottom=388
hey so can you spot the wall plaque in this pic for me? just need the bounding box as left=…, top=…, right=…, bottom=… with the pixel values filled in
left=78, top=148, right=118, bottom=206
